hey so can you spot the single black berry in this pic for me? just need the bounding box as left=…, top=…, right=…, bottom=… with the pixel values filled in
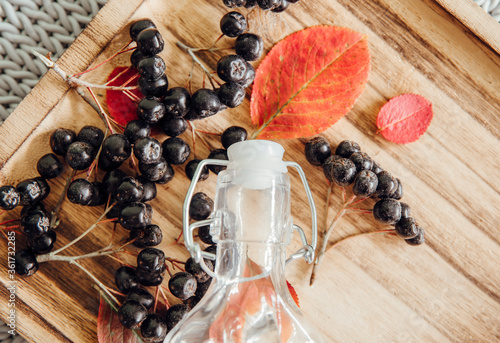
left=102, top=134, right=131, bottom=164
left=162, top=137, right=191, bottom=165
left=27, top=230, right=56, bottom=254
left=223, top=0, right=247, bottom=7
left=257, top=0, right=281, bottom=10
left=77, top=126, right=104, bottom=149
left=217, top=55, right=248, bottom=83
left=36, top=153, right=64, bottom=179
left=16, top=179, right=49, bottom=206
left=137, top=98, right=166, bottom=125
left=271, top=0, right=290, bottom=12
left=372, top=161, right=383, bottom=174
left=124, top=119, right=151, bottom=143
left=160, top=116, right=187, bottom=137
left=221, top=126, right=247, bottom=149
left=353, top=170, right=378, bottom=197
left=138, top=74, right=169, bottom=98
left=220, top=12, right=247, bottom=37
left=98, top=153, right=123, bottom=171
left=138, top=176, right=157, bottom=202
left=139, top=157, right=169, bottom=182
left=400, top=202, right=411, bottom=219
left=140, top=314, right=168, bottom=343
left=169, top=272, right=197, bottom=300
left=218, top=83, right=246, bottom=108
left=34, top=178, right=50, bottom=200
left=66, top=141, right=95, bottom=170
left=373, top=198, right=402, bottom=225
left=194, top=279, right=212, bottom=301
left=189, top=89, right=221, bottom=120
left=325, top=157, right=357, bottom=186
left=235, top=33, right=263, bottom=61
left=130, top=19, right=156, bottom=41
left=102, top=169, right=126, bottom=195
left=198, top=225, right=215, bottom=245
left=138, top=55, right=166, bottom=81
left=245, top=0, right=258, bottom=7
left=115, top=266, right=139, bottom=293
left=135, top=267, right=165, bottom=286
left=395, top=217, right=419, bottom=239
left=405, top=227, right=425, bottom=246
left=136, top=28, right=164, bottom=56
left=88, top=182, right=108, bottom=207
left=185, top=159, right=209, bottom=182
left=163, top=87, right=191, bottom=117
left=118, top=300, right=148, bottom=329
left=131, top=224, right=163, bottom=248
left=115, top=177, right=144, bottom=204
left=14, top=249, right=38, bottom=276
left=20, top=203, right=45, bottom=217
left=134, top=137, right=162, bottom=164
left=0, top=185, right=20, bottom=210
left=119, top=202, right=152, bottom=230
left=305, top=136, right=331, bottom=166
left=390, top=178, right=403, bottom=200
left=349, top=152, right=373, bottom=172
left=165, top=304, right=190, bottom=330
left=376, top=171, right=397, bottom=198
left=126, top=288, right=155, bottom=309
left=185, top=257, right=214, bottom=283
left=335, top=140, right=360, bottom=158
left=106, top=203, right=126, bottom=220
left=21, top=210, right=49, bottom=237
left=236, top=62, right=255, bottom=88
left=137, top=247, right=165, bottom=273
left=154, top=162, right=175, bottom=185
left=189, top=192, right=214, bottom=220
left=130, top=49, right=145, bottom=68
left=207, top=149, right=228, bottom=174
left=50, top=128, right=76, bottom=156
left=67, top=179, right=96, bottom=206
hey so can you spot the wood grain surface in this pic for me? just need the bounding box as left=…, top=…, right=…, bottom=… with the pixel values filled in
left=1, top=0, right=499, bottom=342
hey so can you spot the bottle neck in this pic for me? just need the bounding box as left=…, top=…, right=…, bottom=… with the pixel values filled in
left=213, top=241, right=286, bottom=281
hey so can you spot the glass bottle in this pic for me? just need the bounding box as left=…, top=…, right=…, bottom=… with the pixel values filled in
left=165, top=140, right=324, bottom=343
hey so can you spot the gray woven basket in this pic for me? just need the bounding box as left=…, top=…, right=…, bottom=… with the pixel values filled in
left=0, top=0, right=107, bottom=122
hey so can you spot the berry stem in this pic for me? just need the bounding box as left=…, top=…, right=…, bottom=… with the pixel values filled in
left=50, top=169, right=77, bottom=230
left=38, top=247, right=124, bottom=263
left=323, top=183, right=333, bottom=235
left=176, top=41, right=222, bottom=86
left=154, top=286, right=160, bottom=313
left=87, top=87, right=115, bottom=134
left=71, top=44, right=135, bottom=77
left=159, top=286, right=170, bottom=310
left=326, top=230, right=396, bottom=251
left=187, top=121, right=198, bottom=159
left=0, top=219, right=19, bottom=226
left=73, top=261, right=120, bottom=308
left=49, top=204, right=115, bottom=256
left=310, top=195, right=356, bottom=286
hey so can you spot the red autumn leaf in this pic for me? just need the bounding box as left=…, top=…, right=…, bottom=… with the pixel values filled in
left=250, top=25, right=370, bottom=139
left=97, top=296, right=143, bottom=343
left=376, top=94, right=433, bottom=144
left=287, top=280, right=300, bottom=307
left=106, top=67, right=142, bottom=127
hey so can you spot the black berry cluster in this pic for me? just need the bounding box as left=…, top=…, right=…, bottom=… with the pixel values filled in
left=305, top=137, right=425, bottom=245
left=223, top=0, right=300, bottom=12
left=112, top=190, right=216, bottom=341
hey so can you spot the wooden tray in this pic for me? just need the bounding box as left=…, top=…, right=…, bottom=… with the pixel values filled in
left=1, top=0, right=500, bottom=342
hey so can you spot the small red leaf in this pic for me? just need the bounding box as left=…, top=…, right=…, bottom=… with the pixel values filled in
left=287, top=280, right=300, bottom=307
left=97, top=296, right=143, bottom=343
left=250, top=26, right=370, bottom=139
left=376, top=94, right=433, bottom=144
left=106, top=67, right=142, bottom=127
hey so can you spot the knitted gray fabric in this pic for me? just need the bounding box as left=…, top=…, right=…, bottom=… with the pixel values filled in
left=474, top=0, right=500, bottom=21
left=0, top=0, right=108, bottom=123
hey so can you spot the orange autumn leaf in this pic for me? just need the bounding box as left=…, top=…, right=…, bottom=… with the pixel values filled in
left=250, top=25, right=371, bottom=139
